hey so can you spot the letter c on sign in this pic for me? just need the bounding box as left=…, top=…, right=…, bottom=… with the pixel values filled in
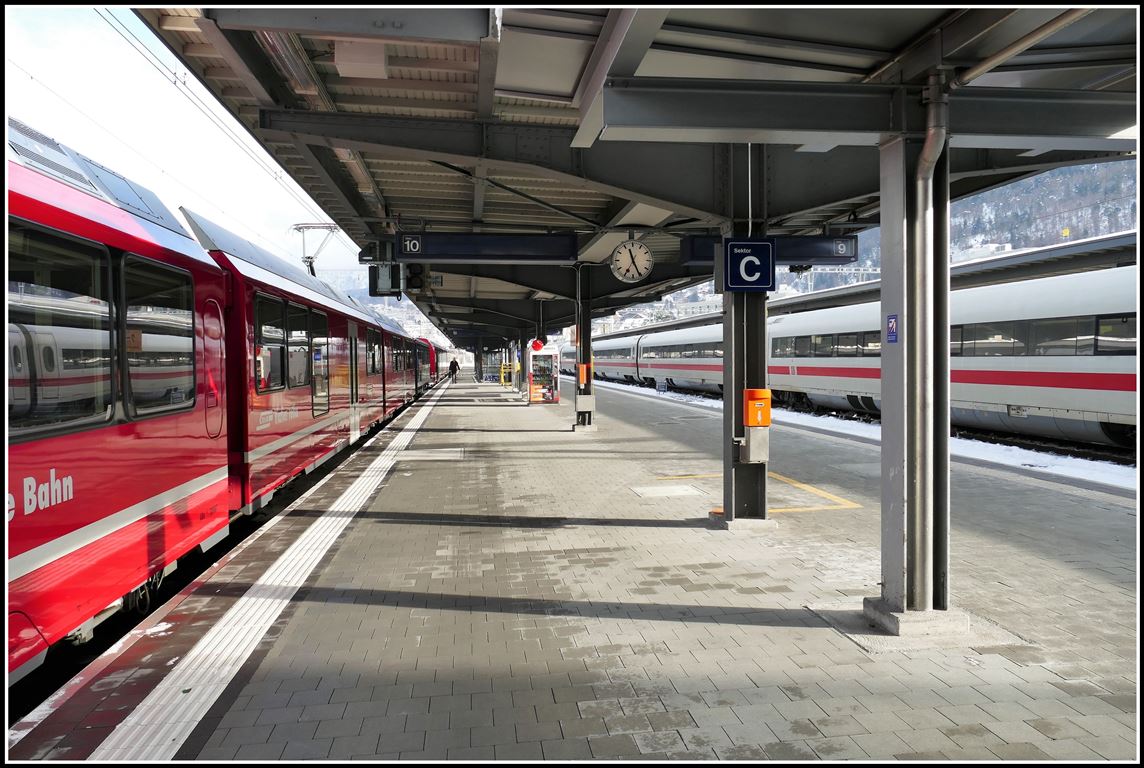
left=739, top=255, right=761, bottom=282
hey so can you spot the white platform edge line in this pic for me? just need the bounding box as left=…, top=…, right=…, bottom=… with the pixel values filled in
left=88, top=383, right=449, bottom=760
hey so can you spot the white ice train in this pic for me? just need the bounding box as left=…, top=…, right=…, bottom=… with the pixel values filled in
left=561, top=266, right=1136, bottom=447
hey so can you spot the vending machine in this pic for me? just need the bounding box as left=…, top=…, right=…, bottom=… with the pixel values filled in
left=528, top=350, right=560, bottom=404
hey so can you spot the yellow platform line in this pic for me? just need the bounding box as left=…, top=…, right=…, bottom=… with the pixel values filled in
left=658, top=470, right=860, bottom=514
left=767, top=471, right=862, bottom=513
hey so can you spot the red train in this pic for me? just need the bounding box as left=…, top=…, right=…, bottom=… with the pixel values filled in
left=6, top=118, right=445, bottom=684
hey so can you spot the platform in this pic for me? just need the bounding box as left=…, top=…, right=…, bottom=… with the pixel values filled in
left=8, top=378, right=1137, bottom=761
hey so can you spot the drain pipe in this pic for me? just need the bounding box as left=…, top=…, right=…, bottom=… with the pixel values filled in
left=907, top=73, right=947, bottom=612
left=950, top=8, right=1094, bottom=89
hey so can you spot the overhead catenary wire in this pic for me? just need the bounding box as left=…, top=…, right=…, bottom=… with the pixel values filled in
left=80, top=8, right=359, bottom=266
left=93, top=9, right=326, bottom=220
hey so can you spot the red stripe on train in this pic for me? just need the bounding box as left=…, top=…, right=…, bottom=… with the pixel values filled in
left=952, top=369, right=1136, bottom=391
left=768, top=365, right=1134, bottom=391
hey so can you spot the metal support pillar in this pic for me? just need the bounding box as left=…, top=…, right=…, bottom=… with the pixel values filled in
left=875, top=136, right=914, bottom=612
left=719, top=260, right=768, bottom=523
left=575, top=264, right=595, bottom=429
left=934, top=141, right=950, bottom=610
left=508, top=339, right=519, bottom=391
left=520, top=334, right=530, bottom=401
left=866, top=77, right=958, bottom=634
left=475, top=337, right=484, bottom=382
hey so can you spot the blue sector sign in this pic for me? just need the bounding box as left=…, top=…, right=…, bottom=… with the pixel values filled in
left=724, top=240, right=776, bottom=292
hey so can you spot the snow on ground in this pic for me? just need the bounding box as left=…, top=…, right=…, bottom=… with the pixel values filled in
left=585, top=377, right=1137, bottom=491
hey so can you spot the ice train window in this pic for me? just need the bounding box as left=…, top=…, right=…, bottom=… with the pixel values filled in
left=771, top=337, right=794, bottom=357
left=812, top=335, right=833, bottom=357
left=1074, top=316, right=1095, bottom=356
left=859, top=331, right=880, bottom=357
left=124, top=257, right=194, bottom=415
left=8, top=222, right=113, bottom=435
left=968, top=321, right=1015, bottom=356
left=1095, top=314, right=1135, bottom=356
left=836, top=333, right=858, bottom=357
left=1030, top=318, right=1077, bottom=356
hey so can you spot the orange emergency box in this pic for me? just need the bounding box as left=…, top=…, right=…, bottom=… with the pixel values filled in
left=743, top=388, right=772, bottom=427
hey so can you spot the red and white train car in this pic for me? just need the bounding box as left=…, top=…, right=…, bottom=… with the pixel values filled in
left=7, top=119, right=231, bottom=683
left=180, top=210, right=416, bottom=516
left=7, top=118, right=443, bottom=684
left=586, top=267, right=1136, bottom=447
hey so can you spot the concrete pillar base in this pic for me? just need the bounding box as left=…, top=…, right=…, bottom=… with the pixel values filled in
left=709, top=509, right=777, bottom=531
left=862, top=597, right=970, bottom=637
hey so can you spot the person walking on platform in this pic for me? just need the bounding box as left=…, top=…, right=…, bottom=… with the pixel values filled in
left=448, top=358, right=460, bottom=383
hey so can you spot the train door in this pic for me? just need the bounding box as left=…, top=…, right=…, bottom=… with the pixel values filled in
left=203, top=300, right=225, bottom=439
left=348, top=320, right=360, bottom=443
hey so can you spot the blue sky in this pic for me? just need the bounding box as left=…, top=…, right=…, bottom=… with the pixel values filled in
left=6, top=6, right=364, bottom=271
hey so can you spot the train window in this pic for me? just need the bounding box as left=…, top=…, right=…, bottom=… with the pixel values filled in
left=771, top=337, right=794, bottom=357
left=950, top=326, right=963, bottom=357
left=311, top=310, right=329, bottom=415
left=859, top=331, right=880, bottom=357
left=1075, top=316, right=1095, bottom=356
left=794, top=336, right=812, bottom=358
left=1011, top=320, right=1030, bottom=356
left=813, top=335, right=833, bottom=357
left=968, top=321, right=1016, bottom=356
left=123, top=257, right=195, bottom=415
left=9, top=222, right=113, bottom=435
left=287, top=303, right=310, bottom=388
left=254, top=295, right=286, bottom=391
left=1030, top=317, right=1080, bottom=356
left=836, top=333, right=858, bottom=357
left=367, top=329, right=381, bottom=374
left=1095, top=314, right=1135, bottom=356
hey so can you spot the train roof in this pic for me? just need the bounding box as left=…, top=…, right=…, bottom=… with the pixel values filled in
left=762, top=264, right=1138, bottom=336
left=638, top=325, right=722, bottom=346
left=594, top=336, right=638, bottom=350
left=180, top=207, right=385, bottom=328
left=347, top=295, right=408, bottom=337
left=7, top=118, right=214, bottom=268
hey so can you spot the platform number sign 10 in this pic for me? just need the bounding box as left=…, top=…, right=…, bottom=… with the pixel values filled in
left=401, top=235, right=421, bottom=255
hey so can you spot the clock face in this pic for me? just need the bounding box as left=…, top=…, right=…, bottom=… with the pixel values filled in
left=610, top=240, right=653, bottom=283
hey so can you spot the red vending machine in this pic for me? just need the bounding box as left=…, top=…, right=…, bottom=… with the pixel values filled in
left=528, top=349, right=560, bottom=404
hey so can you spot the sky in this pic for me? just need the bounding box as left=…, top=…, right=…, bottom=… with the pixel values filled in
left=5, top=6, right=365, bottom=272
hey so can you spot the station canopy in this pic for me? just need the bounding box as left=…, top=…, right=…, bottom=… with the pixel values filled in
left=138, top=7, right=1137, bottom=346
